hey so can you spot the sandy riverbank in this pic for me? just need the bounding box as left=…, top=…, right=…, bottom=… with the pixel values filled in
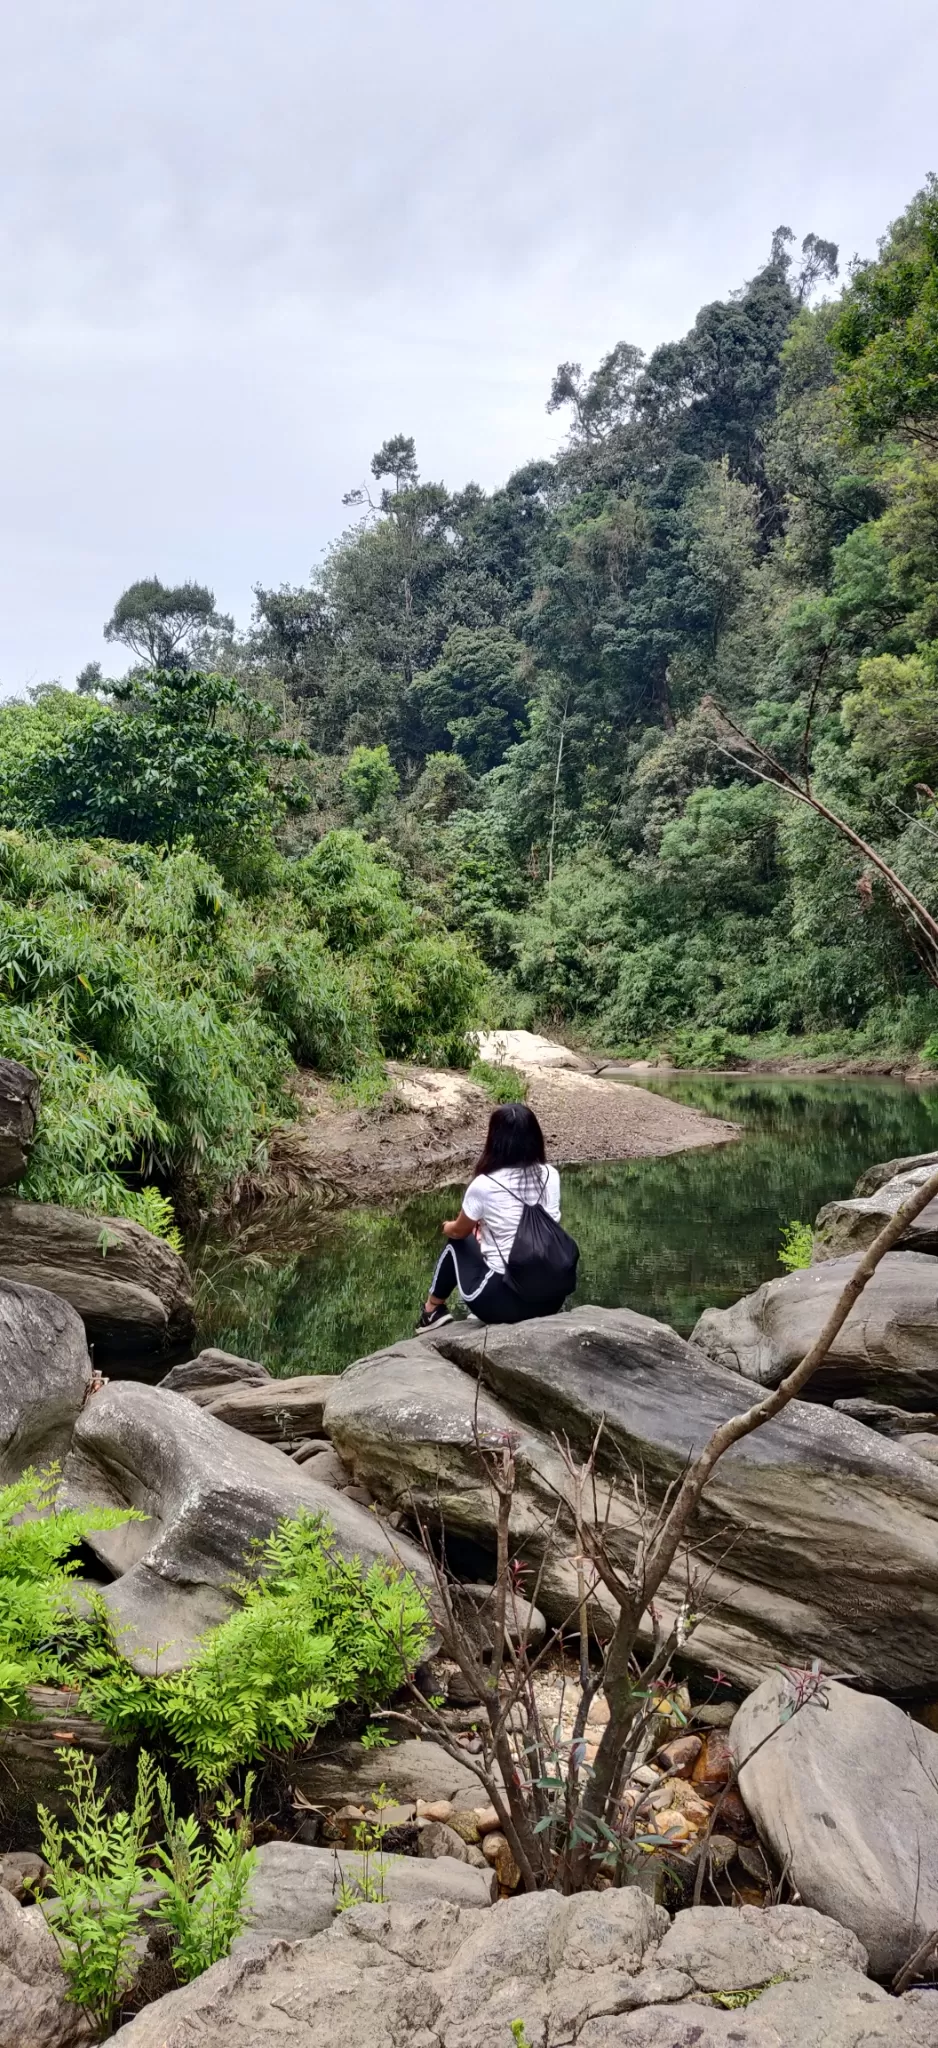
left=259, top=1045, right=737, bottom=1207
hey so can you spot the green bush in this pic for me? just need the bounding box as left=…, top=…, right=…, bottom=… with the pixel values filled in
left=470, top=1059, right=528, bottom=1103
left=778, top=1220, right=813, bottom=1271
left=0, top=826, right=485, bottom=1217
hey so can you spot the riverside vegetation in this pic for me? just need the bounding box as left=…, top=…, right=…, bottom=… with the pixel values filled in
left=2, top=178, right=938, bottom=1234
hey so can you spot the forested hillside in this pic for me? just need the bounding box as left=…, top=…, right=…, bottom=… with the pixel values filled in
left=2, top=177, right=937, bottom=1222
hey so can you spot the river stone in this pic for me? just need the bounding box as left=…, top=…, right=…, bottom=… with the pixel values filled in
left=329, top=1308, right=938, bottom=1696
left=246, top=1840, right=494, bottom=1937
left=733, top=1673, right=938, bottom=1977
left=815, top=1163, right=938, bottom=1261
left=855, top=1150, right=938, bottom=1197
left=0, top=1196, right=194, bottom=1360
left=291, top=1737, right=486, bottom=1810
left=203, top=1373, right=335, bottom=1444
left=902, top=1433, right=938, bottom=1465
left=0, top=1058, right=39, bottom=1188
left=691, top=1251, right=938, bottom=1406
left=0, top=1886, right=85, bottom=2048
left=59, top=1381, right=432, bottom=1674
left=578, top=2015, right=782, bottom=2047
left=0, top=1278, right=92, bottom=1481
left=158, top=1347, right=272, bottom=1399
left=752, top=1973, right=923, bottom=2048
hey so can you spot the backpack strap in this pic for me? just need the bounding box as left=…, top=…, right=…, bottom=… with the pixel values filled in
left=480, top=1169, right=548, bottom=1211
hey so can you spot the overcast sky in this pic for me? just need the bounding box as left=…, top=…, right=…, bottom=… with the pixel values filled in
left=1, top=0, right=935, bottom=693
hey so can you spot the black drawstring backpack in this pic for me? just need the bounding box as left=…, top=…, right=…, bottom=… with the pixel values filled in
left=485, top=1172, right=580, bottom=1310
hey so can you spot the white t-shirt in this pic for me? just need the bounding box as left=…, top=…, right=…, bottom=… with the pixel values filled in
left=462, top=1164, right=562, bottom=1275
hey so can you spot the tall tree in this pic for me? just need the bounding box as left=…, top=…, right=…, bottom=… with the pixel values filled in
left=104, top=578, right=221, bottom=669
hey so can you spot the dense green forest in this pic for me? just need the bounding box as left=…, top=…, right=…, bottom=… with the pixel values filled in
left=2, top=177, right=937, bottom=1226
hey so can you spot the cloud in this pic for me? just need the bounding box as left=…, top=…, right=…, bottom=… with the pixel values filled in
left=1, top=0, right=935, bottom=688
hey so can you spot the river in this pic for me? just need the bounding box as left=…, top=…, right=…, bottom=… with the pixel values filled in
left=189, top=1074, right=938, bottom=1378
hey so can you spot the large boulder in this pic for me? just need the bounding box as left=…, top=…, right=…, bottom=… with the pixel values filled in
left=59, top=1381, right=432, bottom=1673
left=815, top=1162, right=938, bottom=1262
left=327, top=1308, right=938, bottom=1697
left=0, top=1058, right=38, bottom=1187
left=0, top=1279, right=92, bottom=1481
left=0, top=1198, right=194, bottom=1360
left=111, top=1890, right=926, bottom=2048
left=733, top=1672, right=938, bottom=1978
left=691, top=1252, right=938, bottom=1407
left=325, top=1341, right=604, bottom=1642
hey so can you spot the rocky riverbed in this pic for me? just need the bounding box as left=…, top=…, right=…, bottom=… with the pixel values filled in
left=4, top=1050, right=938, bottom=2042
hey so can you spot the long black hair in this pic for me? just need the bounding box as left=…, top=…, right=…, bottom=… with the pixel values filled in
left=474, top=1102, right=547, bottom=1179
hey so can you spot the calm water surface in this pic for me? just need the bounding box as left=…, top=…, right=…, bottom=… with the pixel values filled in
left=189, top=1075, right=938, bottom=1378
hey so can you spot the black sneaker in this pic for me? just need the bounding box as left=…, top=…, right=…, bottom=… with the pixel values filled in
left=415, top=1304, right=454, bottom=1333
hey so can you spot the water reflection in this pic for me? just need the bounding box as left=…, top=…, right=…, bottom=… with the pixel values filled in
left=190, top=1075, right=938, bottom=1378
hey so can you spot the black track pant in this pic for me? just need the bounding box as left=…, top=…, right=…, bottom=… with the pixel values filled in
left=430, top=1238, right=565, bottom=1326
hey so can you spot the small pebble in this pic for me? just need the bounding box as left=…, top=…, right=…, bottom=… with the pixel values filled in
left=655, top=1734, right=702, bottom=1778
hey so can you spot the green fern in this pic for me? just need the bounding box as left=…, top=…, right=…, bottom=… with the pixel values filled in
left=151, top=1771, right=256, bottom=1980
left=0, top=1467, right=137, bottom=1724
left=39, top=1746, right=157, bottom=2037
left=78, top=1511, right=431, bottom=1787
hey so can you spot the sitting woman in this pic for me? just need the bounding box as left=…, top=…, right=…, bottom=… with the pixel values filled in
left=416, top=1101, right=572, bottom=1330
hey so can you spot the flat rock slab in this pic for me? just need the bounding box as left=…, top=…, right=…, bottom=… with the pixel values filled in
left=473, top=1028, right=585, bottom=1070
left=291, top=1737, right=488, bottom=1811
left=692, top=1251, right=938, bottom=1407
left=0, top=1058, right=38, bottom=1188
left=734, top=1673, right=938, bottom=1977
left=328, top=1307, right=938, bottom=1696
left=247, top=1841, right=494, bottom=1936
left=59, top=1381, right=432, bottom=1673
left=0, top=1278, right=91, bottom=1481
left=203, top=1374, right=336, bottom=1444
left=0, top=1197, right=194, bottom=1360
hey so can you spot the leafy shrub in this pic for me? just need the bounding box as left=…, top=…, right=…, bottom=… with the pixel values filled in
left=2, top=1480, right=429, bottom=1794
left=0, top=826, right=486, bottom=1216
left=778, top=1220, right=813, bottom=1271
left=76, top=1511, right=431, bottom=1787
left=470, top=1059, right=528, bottom=1103
left=665, top=1026, right=749, bottom=1069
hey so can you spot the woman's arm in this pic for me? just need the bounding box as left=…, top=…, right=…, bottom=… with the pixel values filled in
left=442, top=1209, right=476, bottom=1239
